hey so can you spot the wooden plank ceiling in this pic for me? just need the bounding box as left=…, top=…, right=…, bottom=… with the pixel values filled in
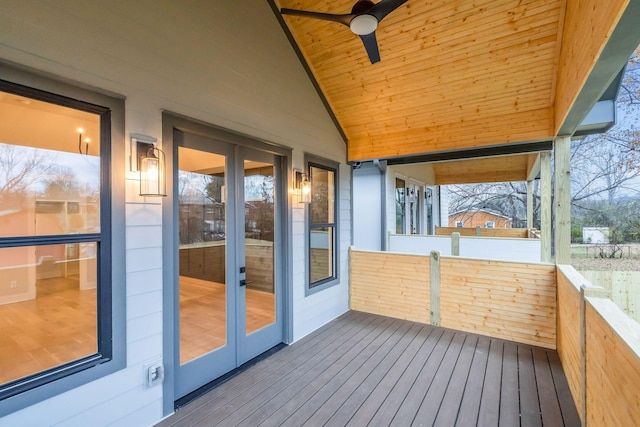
left=432, top=153, right=539, bottom=185
left=276, top=0, right=566, bottom=163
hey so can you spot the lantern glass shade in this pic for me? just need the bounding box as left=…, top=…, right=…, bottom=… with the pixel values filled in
left=300, top=173, right=311, bottom=204
left=139, top=147, right=167, bottom=197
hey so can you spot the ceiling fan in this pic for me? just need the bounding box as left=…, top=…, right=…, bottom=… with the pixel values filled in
left=281, top=0, right=408, bottom=64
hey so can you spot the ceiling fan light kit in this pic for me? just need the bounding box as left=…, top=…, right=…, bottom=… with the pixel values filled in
left=350, top=14, right=378, bottom=35
left=281, top=0, right=408, bottom=64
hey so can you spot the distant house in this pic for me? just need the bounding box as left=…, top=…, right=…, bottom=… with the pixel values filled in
left=583, top=227, right=610, bottom=244
left=449, top=209, right=512, bottom=229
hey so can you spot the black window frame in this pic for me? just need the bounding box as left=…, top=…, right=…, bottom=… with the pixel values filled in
left=0, top=64, right=125, bottom=416
left=305, top=155, right=339, bottom=294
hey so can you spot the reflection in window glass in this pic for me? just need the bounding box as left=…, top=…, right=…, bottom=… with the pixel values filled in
left=310, top=227, right=333, bottom=283
left=0, top=243, right=97, bottom=384
left=244, top=162, right=276, bottom=335
left=0, top=130, right=100, bottom=238
left=395, top=178, right=405, bottom=234
left=310, top=167, right=334, bottom=224
left=0, top=88, right=104, bottom=392
left=177, top=147, right=228, bottom=363
left=309, top=162, right=337, bottom=287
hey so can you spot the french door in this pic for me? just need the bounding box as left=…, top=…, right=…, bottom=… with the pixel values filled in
left=174, top=130, right=284, bottom=399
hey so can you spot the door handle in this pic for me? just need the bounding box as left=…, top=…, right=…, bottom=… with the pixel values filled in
left=239, top=280, right=254, bottom=287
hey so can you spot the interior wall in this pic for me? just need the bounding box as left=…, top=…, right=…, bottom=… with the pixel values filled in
left=0, top=0, right=347, bottom=425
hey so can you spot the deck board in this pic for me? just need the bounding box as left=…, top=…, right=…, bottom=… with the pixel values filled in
left=259, top=319, right=408, bottom=426
left=533, top=347, right=565, bottom=426
left=518, top=346, right=542, bottom=426
left=454, top=336, right=491, bottom=426
left=157, top=311, right=580, bottom=427
left=433, top=334, right=478, bottom=426
left=500, top=342, right=521, bottom=426
left=477, top=339, right=504, bottom=426
left=194, top=316, right=394, bottom=426
left=414, top=332, right=468, bottom=425
left=324, top=323, right=424, bottom=426
left=366, top=327, right=445, bottom=426
left=346, top=324, right=433, bottom=426
left=548, top=350, right=582, bottom=426
left=390, top=330, right=456, bottom=426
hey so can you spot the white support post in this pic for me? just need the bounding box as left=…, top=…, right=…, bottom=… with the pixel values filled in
left=540, top=152, right=552, bottom=262
left=527, top=180, right=534, bottom=230
left=555, top=136, right=571, bottom=264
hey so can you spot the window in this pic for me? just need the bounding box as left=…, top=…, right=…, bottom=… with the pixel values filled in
left=307, top=156, right=338, bottom=291
left=0, top=68, right=124, bottom=412
left=455, top=221, right=464, bottom=228
left=485, top=221, right=495, bottom=228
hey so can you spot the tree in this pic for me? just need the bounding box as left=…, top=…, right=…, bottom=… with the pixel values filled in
left=448, top=181, right=538, bottom=229
left=41, top=165, right=81, bottom=200
left=0, top=144, right=56, bottom=208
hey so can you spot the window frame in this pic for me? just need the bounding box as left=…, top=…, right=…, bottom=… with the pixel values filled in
left=0, top=64, right=125, bottom=416
left=485, top=221, right=495, bottom=228
left=305, top=155, right=339, bottom=295
left=455, top=221, right=464, bottom=228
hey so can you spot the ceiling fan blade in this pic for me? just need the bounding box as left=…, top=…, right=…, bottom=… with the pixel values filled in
left=280, top=8, right=354, bottom=26
left=360, top=32, right=381, bottom=64
left=369, top=0, right=408, bottom=22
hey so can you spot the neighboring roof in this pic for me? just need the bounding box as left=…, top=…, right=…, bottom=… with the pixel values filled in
left=449, top=209, right=512, bottom=220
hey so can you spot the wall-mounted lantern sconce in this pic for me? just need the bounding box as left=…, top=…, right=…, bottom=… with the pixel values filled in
left=295, top=170, right=312, bottom=204
left=130, top=134, right=167, bottom=197
left=77, top=128, right=90, bottom=155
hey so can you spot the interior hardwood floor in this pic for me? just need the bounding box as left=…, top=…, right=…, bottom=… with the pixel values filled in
left=0, top=275, right=97, bottom=384
left=0, top=275, right=276, bottom=383
left=179, top=276, right=275, bottom=365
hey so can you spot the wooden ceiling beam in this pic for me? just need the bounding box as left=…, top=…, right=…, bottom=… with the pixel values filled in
left=433, top=155, right=530, bottom=185
left=348, top=108, right=553, bottom=161
left=556, top=0, right=640, bottom=135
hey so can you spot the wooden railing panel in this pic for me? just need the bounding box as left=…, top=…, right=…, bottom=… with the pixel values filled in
left=580, top=270, right=640, bottom=323
left=439, top=257, right=556, bottom=348
left=350, top=249, right=556, bottom=348
left=349, top=249, right=430, bottom=324
left=585, top=298, right=640, bottom=426
left=556, top=265, right=584, bottom=416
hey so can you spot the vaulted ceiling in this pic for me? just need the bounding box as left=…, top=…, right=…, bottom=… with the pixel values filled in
left=273, top=0, right=638, bottom=176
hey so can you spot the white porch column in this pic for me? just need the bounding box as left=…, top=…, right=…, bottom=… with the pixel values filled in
left=540, top=152, right=552, bottom=263
left=526, top=180, right=534, bottom=230
left=554, top=136, right=572, bottom=264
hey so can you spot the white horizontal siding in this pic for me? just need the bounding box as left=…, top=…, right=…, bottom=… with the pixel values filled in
left=292, top=164, right=350, bottom=341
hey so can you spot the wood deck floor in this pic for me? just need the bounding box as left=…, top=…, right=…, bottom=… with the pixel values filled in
left=157, top=311, right=580, bottom=427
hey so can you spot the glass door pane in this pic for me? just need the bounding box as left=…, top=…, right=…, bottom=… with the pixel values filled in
left=243, top=160, right=276, bottom=335
left=178, top=147, right=227, bottom=364
left=395, top=178, right=405, bottom=234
